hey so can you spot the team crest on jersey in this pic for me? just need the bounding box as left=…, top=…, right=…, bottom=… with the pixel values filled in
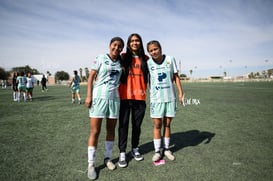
left=104, top=60, right=110, bottom=65
left=157, top=72, right=167, bottom=82
left=166, top=59, right=171, bottom=68
left=110, top=70, right=119, bottom=77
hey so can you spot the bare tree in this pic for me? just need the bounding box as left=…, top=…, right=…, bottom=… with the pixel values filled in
left=85, top=67, right=89, bottom=81
left=79, top=68, right=83, bottom=81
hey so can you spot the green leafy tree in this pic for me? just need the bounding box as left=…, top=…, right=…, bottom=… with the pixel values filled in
left=249, top=72, right=254, bottom=79
left=0, top=67, right=9, bottom=80
left=180, top=73, right=187, bottom=78
left=55, top=71, right=69, bottom=81
left=12, top=65, right=40, bottom=74
left=32, top=68, right=39, bottom=74
left=46, top=71, right=52, bottom=76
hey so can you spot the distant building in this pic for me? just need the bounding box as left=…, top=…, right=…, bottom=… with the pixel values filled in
left=33, top=74, right=55, bottom=85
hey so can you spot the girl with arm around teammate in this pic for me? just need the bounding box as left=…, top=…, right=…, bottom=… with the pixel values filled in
left=85, top=37, right=124, bottom=180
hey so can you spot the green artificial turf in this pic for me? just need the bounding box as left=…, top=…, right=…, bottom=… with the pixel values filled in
left=0, top=81, right=272, bottom=181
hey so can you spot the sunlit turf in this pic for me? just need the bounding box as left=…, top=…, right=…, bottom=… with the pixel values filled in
left=0, top=81, right=273, bottom=180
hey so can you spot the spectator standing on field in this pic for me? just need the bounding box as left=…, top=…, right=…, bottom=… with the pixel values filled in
left=69, top=70, right=82, bottom=104
left=118, top=33, right=149, bottom=168
left=41, top=75, right=48, bottom=92
left=85, top=37, right=124, bottom=180
left=12, top=72, right=18, bottom=101
left=16, top=71, right=27, bottom=102
left=146, top=40, right=184, bottom=162
left=1, top=80, right=6, bottom=89
left=26, top=72, right=35, bottom=101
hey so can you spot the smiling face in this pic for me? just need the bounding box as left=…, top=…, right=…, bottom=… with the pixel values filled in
left=129, top=35, right=141, bottom=54
left=109, top=40, right=124, bottom=60
left=147, top=42, right=162, bottom=62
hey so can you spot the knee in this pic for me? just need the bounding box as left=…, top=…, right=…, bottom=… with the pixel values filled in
left=164, top=123, right=171, bottom=128
left=90, top=128, right=101, bottom=138
left=154, top=123, right=162, bottom=129
left=163, top=119, right=172, bottom=128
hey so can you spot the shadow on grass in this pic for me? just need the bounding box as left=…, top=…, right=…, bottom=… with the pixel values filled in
left=140, top=130, right=215, bottom=155
left=94, top=130, right=215, bottom=179
left=33, top=96, right=55, bottom=101
left=171, top=130, right=215, bottom=152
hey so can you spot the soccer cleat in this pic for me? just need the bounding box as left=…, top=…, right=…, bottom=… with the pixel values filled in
left=152, top=152, right=161, bottom=162
left=87, top=165, right=97, bottom=180
left=131, top=148, right=144, bottom=161
left=164, top=150, right=175, bottom=161
left=104, top=158, right=116, bottom=170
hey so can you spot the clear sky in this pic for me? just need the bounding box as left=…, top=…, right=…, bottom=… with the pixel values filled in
left=1, top=0, right=273, bottom=78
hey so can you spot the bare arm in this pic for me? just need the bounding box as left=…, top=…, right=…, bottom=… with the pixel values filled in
left=85, top=70, right=97, bottom=108
left=68, top=78, right=73, bottom=88
left=173, top=73, right=183, bottom=105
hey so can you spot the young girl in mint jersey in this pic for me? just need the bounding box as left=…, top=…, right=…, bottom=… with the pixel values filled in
left=85, top=37, right=124, bottom=180
left=146, top=40, right=184, bottom=162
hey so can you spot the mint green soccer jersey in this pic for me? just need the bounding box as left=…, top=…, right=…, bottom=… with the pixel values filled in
left=147, top=55, right=179, bottom=103
left=72, top=75, right=81, bottom=86
left=91, top=54, right=122, bottom=100
left=16, top=76, right=27, bottom=88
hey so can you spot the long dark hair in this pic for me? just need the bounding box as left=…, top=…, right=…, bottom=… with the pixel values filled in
left=109, top=36, right=124, bottom=61
left=120, top=33, right=148, bottom=83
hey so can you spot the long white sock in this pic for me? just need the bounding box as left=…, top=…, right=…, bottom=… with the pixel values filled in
left=88, top=146, right=96, bottom=166
left=13, top=92, right=16, bottom=100
left=153, top=139, right=161, bottom=152
left=119, top=152, right=126, bottom=161
left=105, top=141, right=114, bottom=158
left=17, top=92, right=20, bottom=102
left=23, top=92, right=26, bottom=101
left=164, top=137, right=170, bottom=149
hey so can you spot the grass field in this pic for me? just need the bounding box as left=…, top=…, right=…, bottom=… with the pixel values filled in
left=0, top=81, right=273, bottom=181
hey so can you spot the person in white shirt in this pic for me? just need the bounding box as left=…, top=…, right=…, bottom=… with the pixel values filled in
left=26, top=72, right=35, bottom=101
